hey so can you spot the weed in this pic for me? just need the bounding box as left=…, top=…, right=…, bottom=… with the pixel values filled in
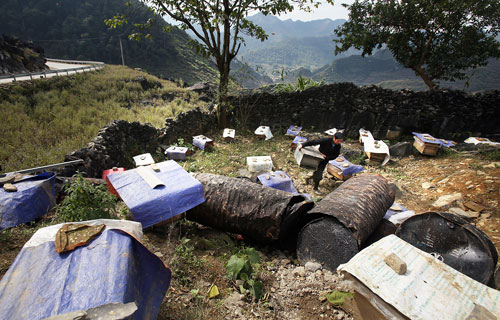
left=226, top=247, right=263, bottom=300
left=170, top=237, right=202, bottom=286
left=56, top=172, right=118, bottom=222
left=480, top=149, right=500, bottom=161
left=437, top=147, right=459, bottom=159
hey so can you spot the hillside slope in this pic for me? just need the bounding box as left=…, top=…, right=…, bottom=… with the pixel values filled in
left=0, top=0, right=217, bottom=84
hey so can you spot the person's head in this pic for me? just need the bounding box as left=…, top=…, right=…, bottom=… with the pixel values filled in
left=333, top=132, right=343, bottom=145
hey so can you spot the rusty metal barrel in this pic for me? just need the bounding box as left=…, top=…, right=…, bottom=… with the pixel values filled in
left=297, top=174, right=395, bottom=271
left=396, top=211, right=498, bottom=284
left=186, top=173, right=314, bottom=247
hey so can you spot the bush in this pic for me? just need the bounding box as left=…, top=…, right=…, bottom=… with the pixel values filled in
left=56, top=172, right=118, bottom=222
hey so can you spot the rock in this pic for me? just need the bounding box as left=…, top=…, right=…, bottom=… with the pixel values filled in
left=477, top=170, right=486, bottom=175
left=384, top=253, right=407, bottom=275
left=293, top=266, right=306, bottom=277
left=432, top=193, right=464, bottom=210
left=305, top=261, right=322, bottom=272
left=449, top=207, right=479, bottom=219
left=389, top=142, right=417, bottom=158
left=388, top=182, right=403, bottom=199
left=3, top=183, right=17, bottom=192
left=422, top=182, right=434, bottom=189
left=484, top=162, right=500, bottom=168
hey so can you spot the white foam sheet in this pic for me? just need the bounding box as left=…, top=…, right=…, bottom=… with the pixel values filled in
left=359, top=128, right=375, bottom=144
left=338, top=235, right=500, bottom=320
left=364, top=140, right=390, bottom=165
left=464, top=137, right=500, bottom=146
left=24, top=219, right=143, bottom=248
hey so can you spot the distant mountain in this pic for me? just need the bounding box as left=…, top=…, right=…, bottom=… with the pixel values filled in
left=236, top=14, right=358, bottom=78
left=0, top=0, right=217, bottom=84
left=312, top=50, right=500, bottom=91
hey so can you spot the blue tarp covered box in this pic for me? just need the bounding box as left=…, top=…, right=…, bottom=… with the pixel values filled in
left=257, top=170, right=311, bottom=200
left=108, top=160, right=205, bottom=228
left=0, top=219, right=171, bottom=320
left=0, top=172, right=56, bottom=230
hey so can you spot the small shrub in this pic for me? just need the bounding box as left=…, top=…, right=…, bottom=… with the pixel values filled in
left=56, top=172, right=118, bottom=222
left=226, top=247, right=263, bottom=300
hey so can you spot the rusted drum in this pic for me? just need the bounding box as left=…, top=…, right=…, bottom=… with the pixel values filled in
left=396, top=211, right=498, bottom=284
left=187, top=173, right=313, bottom=247
left=297, top=174, right=394, bottom=270
left=362, top=219, right=397, bottom=249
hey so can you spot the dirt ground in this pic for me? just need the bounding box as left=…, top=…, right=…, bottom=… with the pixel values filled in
left=0, top=135, right=499, bottom=319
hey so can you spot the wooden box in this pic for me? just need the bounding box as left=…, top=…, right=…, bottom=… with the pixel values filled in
left=327, top=163, right=352, bottom=181
left=413, top=136, right=439, bottom=155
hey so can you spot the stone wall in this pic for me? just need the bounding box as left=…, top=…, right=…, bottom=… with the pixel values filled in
left=0, top=35, right=47, bottom=74
left=62, top=84, right=500, bottom=177
left=61, top=108, right=216, bottom=178
left=228, top=83, right=500, bottom=139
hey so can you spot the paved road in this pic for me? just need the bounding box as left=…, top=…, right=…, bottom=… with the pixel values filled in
left=0, top=60, right=101, bottom=84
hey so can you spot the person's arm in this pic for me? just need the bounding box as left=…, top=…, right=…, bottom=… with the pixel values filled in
left=298, top=138, right=320, bottom=150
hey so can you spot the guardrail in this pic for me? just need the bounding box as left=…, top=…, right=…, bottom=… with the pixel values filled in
left=0, top=58, right=105, bottom=82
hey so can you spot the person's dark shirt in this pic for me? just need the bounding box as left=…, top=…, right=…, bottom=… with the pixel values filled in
left=301, top=137, right=341, bottom=160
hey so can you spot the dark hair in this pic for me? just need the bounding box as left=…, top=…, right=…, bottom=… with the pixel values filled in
left=334, top=132, right=343, bottom=140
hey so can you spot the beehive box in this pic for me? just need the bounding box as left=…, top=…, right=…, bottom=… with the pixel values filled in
left=254, top=126, right=273, bottom=140
left=165, top=146, right=189, bottom=160
left=223, top=128, right=235, bottom=141
left=294, top=146, right=324, bottom=169
left=193, top=135, right=214, bottom=150
left=246, top=156, right=273, bottom=172
left=133, top=153, right=155, bottom=167
left=327, top=163, right=351, bottom=181
left=413, top=136, right=439, bottom=155
left=290, top=136, right=308, bottom=150
left=286, top=125, right=302, bottom=137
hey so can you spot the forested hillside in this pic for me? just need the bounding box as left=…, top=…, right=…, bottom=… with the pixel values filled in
left=0, top=0, right=217, bottom=84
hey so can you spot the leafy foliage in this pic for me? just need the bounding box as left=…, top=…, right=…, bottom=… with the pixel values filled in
left=226, top=247, right=263, bottom=300
left=334, top=0, right=500, bottom=89
left=111, top=0, right=331, bottom=126
left=56, top=172, right=118, bottom=222
left=0, top=0, right=216, bottom=83
left=275, top=75, right=324, bottom=92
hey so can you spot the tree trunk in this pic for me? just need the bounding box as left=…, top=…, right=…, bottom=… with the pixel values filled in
left=412, top=65, right=436, bottom=89
left=217, top=65, right=230, bottom=128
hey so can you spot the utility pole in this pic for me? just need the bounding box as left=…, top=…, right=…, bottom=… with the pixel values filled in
left=119, top=35, right=125, bottom=65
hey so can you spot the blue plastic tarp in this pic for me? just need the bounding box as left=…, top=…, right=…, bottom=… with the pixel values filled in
left=108, top=161, right=205, bottom=228
left=292, top=136, right=308, bottom=144
left=0, top=172, right=56, bottom=230
left=384, top=202, right=409, bottom=220
left=286, top=125, right=302, bottom=136
left=328, top=156, right=364, bottom=177
left=412, top=132, right=456, bottom=147
left=0, top=220, right=171, bottom=320
left=257, top=171, right=298, bottom=194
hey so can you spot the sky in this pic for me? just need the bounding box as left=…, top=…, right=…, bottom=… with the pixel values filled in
left=277, top=0, right=355, bottom=21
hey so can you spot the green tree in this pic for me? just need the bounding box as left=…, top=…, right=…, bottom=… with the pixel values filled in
left=334, top=0, right=500, bottom=89
left=109, top=0, right=331, bottom=127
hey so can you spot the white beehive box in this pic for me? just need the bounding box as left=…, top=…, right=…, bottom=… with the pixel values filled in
left=294, top=146, right=324, bottom=169
left=254, top=126, right=273, bottom=140
left=165, top=146, right=189, bottom=160
left=246, top=156, right=273, bottom=172
left=133, top=153, right=155, bottom=167
left=223, top=128, right=235, bottom=141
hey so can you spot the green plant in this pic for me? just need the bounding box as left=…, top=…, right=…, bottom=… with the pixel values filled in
left=275, top=75, right=325, bottom=93
left=226, top=247, right=263, bottom=300
left=56, top=172, right=118, bottom=222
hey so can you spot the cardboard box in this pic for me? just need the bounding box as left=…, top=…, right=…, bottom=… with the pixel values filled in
left=165, top=146, right=189, bottom=160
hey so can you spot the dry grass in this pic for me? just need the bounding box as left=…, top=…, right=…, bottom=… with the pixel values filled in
left=0, top=65, right=204, bottom=173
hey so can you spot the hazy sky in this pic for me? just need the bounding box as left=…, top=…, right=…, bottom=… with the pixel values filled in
left=277, top=0, right=355, bottom=21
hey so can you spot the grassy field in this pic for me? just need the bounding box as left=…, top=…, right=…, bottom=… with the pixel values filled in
left=0, top=65, right=205, bottom=173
